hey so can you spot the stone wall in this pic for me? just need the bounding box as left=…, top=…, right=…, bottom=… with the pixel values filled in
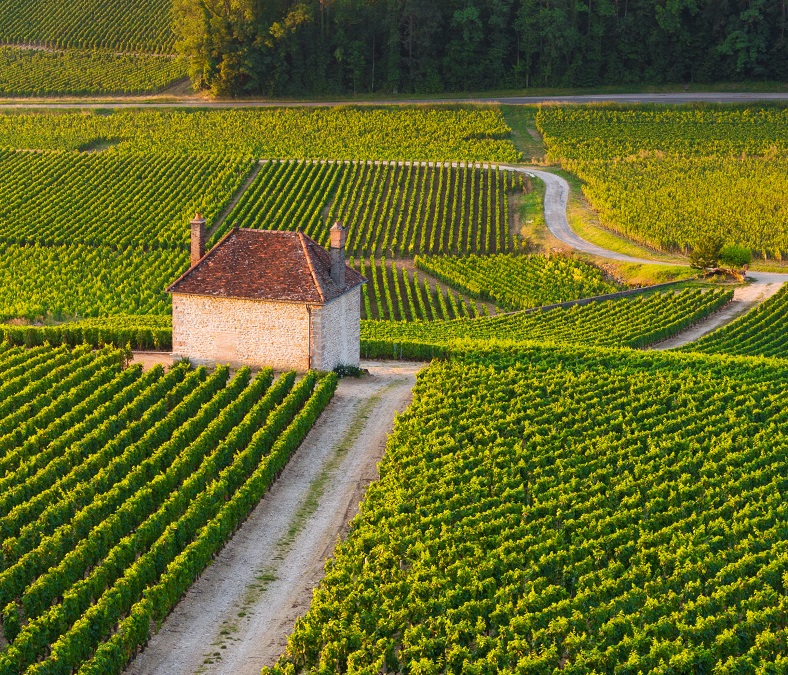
left=311, top=287, right=361, bottom=370
left=172, top=294, right=312, bottom=371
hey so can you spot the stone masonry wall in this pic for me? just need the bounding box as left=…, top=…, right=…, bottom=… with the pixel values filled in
left=311, top=287, right=361, bottom=371
left=172, top=294, right=312, bottom=371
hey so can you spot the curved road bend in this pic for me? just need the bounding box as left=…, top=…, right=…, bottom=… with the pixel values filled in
left=0, top=92, right=787, bottom=109
left=499, top=165, right=788, bottom=347
left=503, top=166, right=788, bottom=286
left=502, top=166, right=672, bottom=265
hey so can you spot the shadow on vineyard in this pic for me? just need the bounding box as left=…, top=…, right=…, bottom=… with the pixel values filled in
left=77, top=137, right=121, bottom=153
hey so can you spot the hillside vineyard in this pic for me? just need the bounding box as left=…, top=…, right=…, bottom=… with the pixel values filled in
left=0, top=0, right=173, bottom=52
left=361, top=288, right=732, bottom=358
left=214, top=161, right=521, bottom=257
left=0, top=108, right=518, bottom=325
left=0, top=99, right=787, bottom=675
left=0, top=347, right=337, bottom=674
left=537, top=106, right=788, bottom=259
left=685, top=285, right=788, bottom=360
left=266, top=346, right=788, bottom=674
left=415, top=253, right=619, bottom=312
left=0, top=49, right=183, bottom=97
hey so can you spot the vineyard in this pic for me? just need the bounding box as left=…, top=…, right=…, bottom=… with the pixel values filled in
left=537, top=105, right=788, bottom=258
left=0, top=0, right=174, bottom=52
left=0, top=98, right=787, bottom=675
left=0, top=150, right=252, bottom=248
left=0, top=344, right=336, bottom=674
left=415, top=253, right=619, bottom=311
left=213, top=160, right=522, bottom=257
left=355, top=258, right=485, bottom=321
left=0, top=108, right=521, bottom=162
left=361, top=288, right=732, bottom=357
left=266, top=344, right=788, bottom=675
left=0, top=244, right=184, bottom=321
left=0, top=49, right=184, bottom=96
left=0, top=316, right=172, bottom=351
left=0, top=108, right=521, bottom=325
left=684, top=284, right=788, bottom=359
left=0, top=109, right=528, bottom=325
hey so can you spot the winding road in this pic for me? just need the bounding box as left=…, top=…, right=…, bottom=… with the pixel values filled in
left=504, top=167, right=671, bottom=264
left=503, top=166, right=788, bottom=347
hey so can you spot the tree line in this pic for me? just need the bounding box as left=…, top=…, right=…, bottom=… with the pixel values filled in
left=173, top=0, right=788, bottom=97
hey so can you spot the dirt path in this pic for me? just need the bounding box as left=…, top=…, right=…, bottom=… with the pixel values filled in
left=494, top=166, right=788, bottom=347
left=207, top=160, right=267, bottom=240
left=651, top=272, right=787, bottom=350
left=129, top=351, right=174, bottom=371
left=125, top=360, right=422, bottom=675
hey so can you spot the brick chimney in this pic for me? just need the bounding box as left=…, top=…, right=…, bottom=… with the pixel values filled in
left=330, top=221, right=346, bottom=288
left=190, top=213, right=207, bottom=267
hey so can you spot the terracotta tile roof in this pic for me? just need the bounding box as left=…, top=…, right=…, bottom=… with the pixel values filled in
left=166, top=229, right=365, bottom=304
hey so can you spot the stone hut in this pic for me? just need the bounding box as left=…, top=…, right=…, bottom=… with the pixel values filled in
left=166, top=216, right=365, bottom=372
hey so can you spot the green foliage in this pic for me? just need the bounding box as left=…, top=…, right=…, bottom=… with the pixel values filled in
left=720, top=243, right=753, bottom=268
left=537, top=105, right=788, bottom=259
left=265, top=345, right=788, bottom=675
left=173, top=0, right=277, bottom=97
left=0, top=344, right=336, bottom=675
left=0, top=48, right=185, bottom=96
left=355, top=258, right=484, bottom=321
left=416, top=253, right=619, bottom=311
left=689, top=235, right=724, bottom=271
left=173, top=0, right=788, bottom=96
left=333, top=364, right=364, bottom=378
left=0, top=316, right=173, bottom=350
left=685, top=284, right=788, bottom=359
left=215, top=160, right=521, bottom=257
left=0, top=245, right=186, bottom=321
left=361, top=288, right=732, bottom=354
left=0, top=0, right=174, bottom=52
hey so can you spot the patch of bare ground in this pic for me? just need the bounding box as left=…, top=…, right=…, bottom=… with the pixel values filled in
left=130, top=351, right=174, bottom=371
left=124, top=360, right=422, bottom=675
left=651, top=274, right=787, bottom=350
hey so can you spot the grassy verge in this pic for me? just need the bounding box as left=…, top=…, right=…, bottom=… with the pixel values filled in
left=515, top=175, right=553, bottom=251
left=551, top=168, right=687, bottom=264
left=590, top=260, right=699, bottom=286
left=500, top=105, right=545, bottom=162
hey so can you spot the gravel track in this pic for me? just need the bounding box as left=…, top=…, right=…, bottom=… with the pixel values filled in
left=502, top=166, right=674, bottom=264
left=124, top=360, right=421, bottom=675
left=0, top=93, right=787, bottom=108
left=652, top=273, right=787, bottom=350
left=500, top=166, right=788, bottom=346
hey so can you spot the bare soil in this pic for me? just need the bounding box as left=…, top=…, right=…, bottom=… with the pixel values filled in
left=124, top=360, right=422, bottom=675
left=129, top=351, right=174, bottom=371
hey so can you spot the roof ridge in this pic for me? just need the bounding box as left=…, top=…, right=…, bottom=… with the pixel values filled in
left=299, top=231, right=326, bottom=303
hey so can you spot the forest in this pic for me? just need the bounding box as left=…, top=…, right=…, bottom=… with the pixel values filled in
left=173, top=0, right=788, bottom=96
